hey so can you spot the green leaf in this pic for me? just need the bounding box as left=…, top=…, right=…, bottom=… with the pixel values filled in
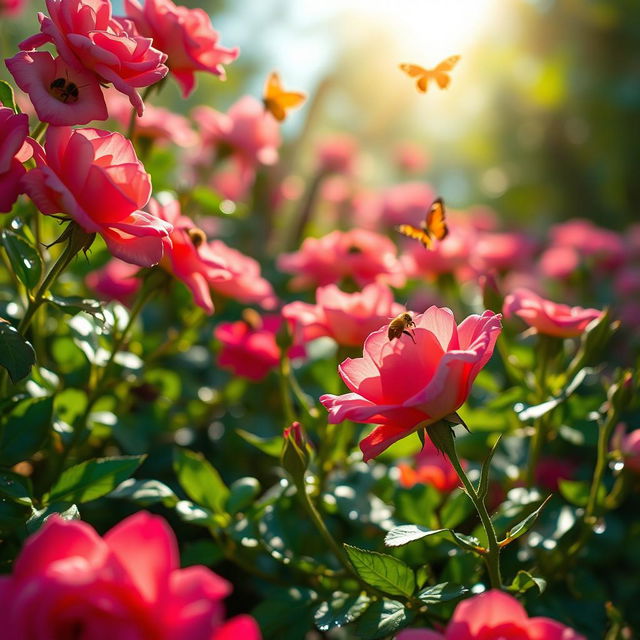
left=385, top=525, right=448, bottom=547
left=0, top=396, right=52, bottom=466
left=344, top=544, right=415, bottom=597
left=501, top=496, right=552, bottom=545
left=0, top=470, right=33, bottom=505
left=46, top=294, right=104, bottom=319
left=314, top=592, right=371, bottom=632
left=174, top=500, right=221, bottom=527
left=68, top=313, right=109, bottom=366
left=558, top=479, right=605, bottom=507
left=173, top=447, right=229, bottom=515
left=417, top=582, right=468, bottom=604
left=508, top=570, right=547, bottom=594
left=354, top=599, right=414, bottom=639
left=0, top=497, right=32, bottom=534
left=226, top=476, right=261, bottom=514
left=108, top=478, right=178, bottom=507
left=0, top=80, right=18, bottom=112
left=440, top=490, right=474, bottom=529
left=47, top=455, right=145, bottom=504
left=0, top=321, right=36, bottom=384
left=236, top=428, right=283, bottom=457
left=27, top=503, right=80, bottom=533
left=1, top=230, right=42, bottom=290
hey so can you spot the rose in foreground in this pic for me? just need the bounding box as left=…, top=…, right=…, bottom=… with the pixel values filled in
left=0, top=511, right=261, bottom=640
left=125, top=0, right=238, bottom=97
left=20, top=0, right=168, bottom=115
left=320, top=306, right=501, bottom=460
left=397, top=589, right=584, bottom=639
left=503, top=288, right=602, bottom=338
left=0, top=102, right=32, bottom=213
left=283, top=282, right=404, bottom=347
left=23, top=127, right=172, bottom=266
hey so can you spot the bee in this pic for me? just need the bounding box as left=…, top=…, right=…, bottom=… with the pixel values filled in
left=49, top=77, right=79, bottom=104
left=399, top=55, right=461, bottom=93
left=263, top=71, right=306, bottom=122
left=388, top=312, right=416, bottom=343
left=396, top=197, right=448, bottom=249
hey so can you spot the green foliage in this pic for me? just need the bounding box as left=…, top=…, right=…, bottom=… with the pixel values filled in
left=344, top=544, right=415, bottom=597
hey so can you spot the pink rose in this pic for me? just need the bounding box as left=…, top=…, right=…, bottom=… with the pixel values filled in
left=125, top=0, right=238, bottom=97
left=20, top=0, right=168, bottom=115
left=6, top=50, right=108, bottom=126
left=23, top=127, right=172, bottom=266
left=538, top=245, right=580, bottom=280
left=207, top=239, right=277, bottom=309
left=320, top=307, right=501, bottom=460
left=394, top=141, right=429, bottom=174
left=397, top=589, right=584, bottom=640
left=379, top=181, right=436, bottom=227
left=397, top=438, right=462, bottom=492
left=503, top=288, right=602, bottom=338
left=282, top=282, right=404, bottom=348
left=86, top=257, right=141, bottom=305
left=214, top=313, right=303, bottom=381
left=472, top=231, right=537, bottom=273
left=278, top=229, right=406, bottom=290
left=0, top=103, right=32, bottom=213
left=0, top=511, right=261, bottom=640
left=148, top=196, right=230, bottom=314
left=315, top=134, right=358, bottom=174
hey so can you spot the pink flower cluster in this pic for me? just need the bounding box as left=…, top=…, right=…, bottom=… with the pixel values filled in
left=0, top=103, right=32, bottom=213
left=0, top=512, right=261, bottom=639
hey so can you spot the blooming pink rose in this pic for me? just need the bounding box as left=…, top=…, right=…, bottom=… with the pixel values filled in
left=379, top=182, right=436, bottom=227
left=148, top=196, right=230, bottom=314
left=537, top=245, right=580, bottom=280
left=0, top=511, right=261, bottom=640
left=472, top=231, right=537, bottom=273
left=397, top=589, right=584, bottom=640
left=0, top=103, right=32, bottom=213
left=214, top=313, right=303, bottom=381
left=125, top=0, right=238, bottom=97
left=315, top=134, right=358, bottom=174
left=6, top=50, right=108, bottom=126
left=320, top=307, right=501, bottom=460
left=549, top=218, right=625, bottom=270
left=20, top=0, right=168, bottom=115
left=23, top=127, right=172, bottom=266
left=86, top=257, right=141, bottom=304
left=278, top=229, right=406, bottom=290
left=503, top=288, right=602, bottom=338
left=282, top=283, right=404, bottom=348
left=397, top=438, right=462, bottom=492
left=207, top=239, right=277, bottom=309
left=106, top=90, right=196, bottom=147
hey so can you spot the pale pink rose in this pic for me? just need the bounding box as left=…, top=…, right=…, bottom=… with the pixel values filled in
left=214, top=314, right=303, bottom=381
left=193, top=96, right=280, bottom=168
left=86, top=257, right=141, bottom=305
left=23, top=127, right=172, bottom=265
left=316, top=134, right=358, bottom=174
left=207, top=239, right=277, bottom=309
left=397, top=589, right=584, bottom=640
left=125, top=0, right=238, bottom=97
left=148, top=196, right=230, bottom=314
left=549, top=218, right=625, bottom=270
left=20, top=0, right=168, bottom=115
left=394, top=141, right=429, bottom=174
left=472, top=231, right=537, bottom=273
left=106, top=90, right=196, bottom=147
left=0, top=511, right=261, bottom=640
left=379, top=182, right=436, bottom=227
left=538, top=245, right=580, bottom=280
left=397, top=438, right=462, bottom=493
left=282, top=283, right=404, bottom=348
left=6, top=51, right=108, bottom=126
left=0, top=104, right=32, bottom=213
left=503, top=288, right=602, bottom=338
left=278, top=229, right=406, bottom=290
left=320, top=307, right=501, bottom=461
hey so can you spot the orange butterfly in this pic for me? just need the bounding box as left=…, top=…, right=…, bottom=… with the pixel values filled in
left=263, top=71, right=306, bottom=122
left=396, top=197, right=448, bottom=249
left=399, top=55, right=461, bottom=92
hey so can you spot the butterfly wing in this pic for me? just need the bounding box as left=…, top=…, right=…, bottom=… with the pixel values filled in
left=425, top=198, right=448, bottom=241
left=396, top=224, right=433, bottom=249
left=264, top=98, right=286, bottom=121
left=399, top=63, right=428, bottom=78
left=264, top=71, right=282, bottom=101
left=263, top=72, right=305, bottom=121
left=433, top=55, right=461, bottom=73
left=277, top=91, right=306, bottom=108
